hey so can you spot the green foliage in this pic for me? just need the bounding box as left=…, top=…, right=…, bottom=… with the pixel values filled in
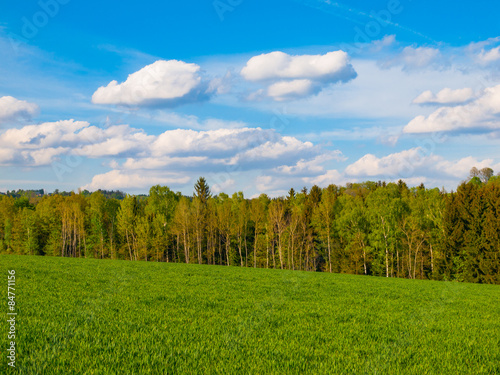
left=1, top=255, right=499, bottom=374
left=194, top=177, right=211, bottom=204
left=1, top=178, right=499, bottom=284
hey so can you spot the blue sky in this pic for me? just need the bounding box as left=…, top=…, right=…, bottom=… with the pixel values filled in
left=1, top=0, right=500, bottom=196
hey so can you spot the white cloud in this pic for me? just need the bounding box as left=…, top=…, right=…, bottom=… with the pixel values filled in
left=82, top=170, right=190, bottom=191
left=345, top=148, right=499, bottom=183
left=83, top=127, right=319, bottom=191
left=0, top=119, right=318, bottom=173
left=251, top=151, right=347, bottom=195
left=232, top=136, right=314, bottom=164
left=466, top=37, right=500, bottom=54
left=92, top=60, right=213, bottom=107
left=0, top=120, right=88, bottom=150
left=151, top=128, right=278, bottom=157
left=435, top=157, right=500, bottom=179
left=241, top=51, right=356, bottom=82
left=382, top=46, right=442, bottom=71
left=404, top=84, right=500, bottom=134
left=0, top=118, right=326, bottom=191
left=22, top=147, right=69, bottom=166
left=122, top=156, right=209, bottom=170
left=0, top=120, right=155, bottom=166
left=211, top=178, right=235, bottom=194
left=76, top=125, right=154, bottom=158
left=241, top=50, right=356, bottom=101
left=159, top=112, right=246, bottom=130
left=370, top=35, right=397, bottom=53
left=267, top=79, right=318, bottom=101
left=257, top=58, right=486, bottom=120
left=275, top=151, right=345, bottom=176
left=0, top=120, right=89, bottom=166
left=0, top=147, right=15, bottom=164
left=345, top=148, right=440, bottom=178
left=254, top=175, right=289, bottom=196
left=0, top=96, right=39, bottom=124
left=478, top=46, right=500, bottom=64
left=303, top=169, right=347, bottom=187
left=412, top=88, right=475, bottom=105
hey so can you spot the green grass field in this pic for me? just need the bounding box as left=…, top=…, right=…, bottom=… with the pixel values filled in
left=1, top=255, right=499, bottom=374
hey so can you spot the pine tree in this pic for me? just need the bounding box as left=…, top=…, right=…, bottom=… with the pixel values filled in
left=194, top=177, right=211, bottom=204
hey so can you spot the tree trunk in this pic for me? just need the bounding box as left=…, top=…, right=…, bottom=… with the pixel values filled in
left=126, top=230, right=133, bottom=261
left=327, top=228, right=332, bottom=273
left=238, top=234, right=243, bottom=267
left=266, top=234, right=269, bottom=269
left=381, top=216, right=389, bottom=278
left=226, top=234, right=230, bottom=266
left=244, top=222, right=248, bottom=267
left=430, top=243, right=434, bottom=277
left=253, top=228, right=258, bottom=268
left=397, top=248, right=400, bottom=278
left=278, top=232, right=283, bottom=270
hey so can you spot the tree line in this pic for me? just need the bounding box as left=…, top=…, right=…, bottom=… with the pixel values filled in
left=1, top=170, right=499, bottom=284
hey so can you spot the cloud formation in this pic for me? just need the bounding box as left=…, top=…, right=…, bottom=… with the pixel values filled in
left=382, top=46, right=442, bottom=71
left=0, top=96, right=39, bottom=124
left=478, top=46, right=500, bottom=63
left=404, top=84, right=500, bottom=134
left=241, top=51, right=356, bottom=81
left=345, top=147, right=499, bottom=182
left=0, top=118, right=328, bottom=191
left=274, top=151, right=345, bottom=176
left=303, top=169, right=347, bottom=187
left=0, top=120, right=86, bottom=166
left=241, top=51, right=357, bottom=101
left=86, top=127, right=318, bottom=191
left=267, top=79, right=319, bottom=101
left=412, top=88, right=475, bottom=105
left=92, top=60, right=214, bottom=107
left=82, top=170, right=190, bottom=191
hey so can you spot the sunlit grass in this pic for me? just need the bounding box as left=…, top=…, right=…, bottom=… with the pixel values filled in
left=1, top=255, right=499, bottom=374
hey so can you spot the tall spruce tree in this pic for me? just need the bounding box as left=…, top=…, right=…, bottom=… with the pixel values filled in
left=194, top=177, right=211, bottom=204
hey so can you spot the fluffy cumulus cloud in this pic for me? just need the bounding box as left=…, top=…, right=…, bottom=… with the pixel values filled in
left=345, top=148, right=441, bottom=178
left=345, top=147, right=499, bottom=184
left=0, top=120, right=87, bottom=166
left=0, top=117, right=332, bottom=191
left=0, top=120, right=157, bottom=166
left=413, top=88, right=475, bottom=105
left=0, top=96, right=39, bottom=124
left=150, top=128, right=277, bottom=158
left=404, top=84, right=500, bottom=134
left=86, top=127, right=319, bottom=191
left=92, top=60, right=215, bottom=107
left=241, top=51, right=356, bottom=81
left=241, top=51, right=357, bottom=101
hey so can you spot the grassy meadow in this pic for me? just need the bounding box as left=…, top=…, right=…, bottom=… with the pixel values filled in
left=1, top=255, right=499, bottom=374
